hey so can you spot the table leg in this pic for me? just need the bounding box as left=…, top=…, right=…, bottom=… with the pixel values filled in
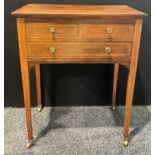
left=112, top=63, right=119, bottom=110
left=123, top=67, right=137, bottom=146
left=17, top=18, right=33, bottom=148
left=35, top=64, right=42, bottom=112
left=20, top=61, right=33, bottom=148
left=123, top=19, right=143, bottom=146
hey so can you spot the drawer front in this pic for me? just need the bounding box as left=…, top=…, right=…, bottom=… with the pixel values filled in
left=26, top=22, right=79, bottom=41
left=83, top=24, right=134, bottom=41
left=26, top=20, right=134, bottom=42
left=27, top=43, right=131, bottom=58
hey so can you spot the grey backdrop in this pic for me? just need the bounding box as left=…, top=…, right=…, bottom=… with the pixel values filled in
left=4, top=0, right=151, bottom=107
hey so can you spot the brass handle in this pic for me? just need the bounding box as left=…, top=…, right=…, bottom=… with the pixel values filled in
left=107, top=27, right=112, bottom=34
left=50, top=47, right=56, bottom=53
left=105, top=47, right=112, bottom=53
left=49, top=27, right=55, bottom=33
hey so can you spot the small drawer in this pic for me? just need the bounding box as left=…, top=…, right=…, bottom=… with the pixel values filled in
left=27, top=43, right=131, bottom=58
left=25, top=22, right=79, bottom=42
left=83, top=24, right=134, bottom=41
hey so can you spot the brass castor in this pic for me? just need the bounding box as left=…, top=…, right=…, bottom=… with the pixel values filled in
left=123, top=139, right=129, bottom=146
left=111, top=106, right=116, bottom=111
left=27, top=140, right=33, bottom=149
left=37, top=105, right=42, bottom=112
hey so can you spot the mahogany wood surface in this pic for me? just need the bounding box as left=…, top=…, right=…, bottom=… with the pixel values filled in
left=17, top=18, right=33, bottom=141
left=25, top=19, right=134, bottom=42
left=12, top=4, right=146, bottom=18
left=35, top=64, right=42, bottom=108
left=12, top=4, right=146, bottom=146
left=112, top=63, right=119, bottom=108
left=124, top=19, right=143, bottom=139
left=27, top=43, right=131, bottom=57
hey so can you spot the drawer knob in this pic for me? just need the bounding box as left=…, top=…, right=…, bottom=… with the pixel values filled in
left=49, top=27, right=55, bottom=33
left=107, top=27, right=112, bottom=34
left=105, top=47, right=112, bottom=53
left=50, top=47, right=56, bottom=53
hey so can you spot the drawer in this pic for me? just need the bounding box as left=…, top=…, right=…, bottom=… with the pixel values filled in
left=25, top=22, right=79, bottom=41
left=83, top=24, right=134, bottom=41
left=27, top=43, right=131, bottom=58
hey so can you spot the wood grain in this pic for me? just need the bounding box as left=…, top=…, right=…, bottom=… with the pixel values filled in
left=17, top=18, right=33, bottom=141
left=12, top=4, right=147, bottom=18
left=123, top=19, right=143, bottom=139
left=112, top=63, right=119, bottom=107
left=27, top=43, right=131, bottom=57
left=35, top=64, right=42, bottom=108
left=27, top=56, right=131, bottom=64
left=25, top=20, right=134, bottom=42
left=26, top=23, right=79, bottom=39
left=83, top=24, right=134, bottom=41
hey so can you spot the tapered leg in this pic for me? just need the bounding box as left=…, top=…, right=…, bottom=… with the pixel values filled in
left=17, top=18, right=33, bottom=148
left=20, top=61, right=33, bottom=148
left=123, top=19, right=143, bottom=146
left=35, top=64, right=42, bottom=112
left=112, top=63, right=119, bottom=110
left=123, top=68, right=137, bottom=146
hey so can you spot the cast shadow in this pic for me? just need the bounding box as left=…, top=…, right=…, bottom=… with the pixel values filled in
left=33, top=106, right=150, bottom=144
left=112, top=65, right=151, bottom=141
left=33, top=107, right=71, bottom=144
left=34, top=64, right=150, bottom=144
left=111, top=105, right=150, bottom=141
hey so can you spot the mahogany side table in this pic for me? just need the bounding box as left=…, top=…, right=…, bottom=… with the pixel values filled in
left=12, top=4, right=147, bottom=148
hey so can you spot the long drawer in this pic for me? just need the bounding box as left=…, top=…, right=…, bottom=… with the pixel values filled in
left=27, top=43, right=131, bottom=58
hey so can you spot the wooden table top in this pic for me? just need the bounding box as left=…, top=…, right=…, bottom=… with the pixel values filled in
left=12, top=4, right=147, bottom=18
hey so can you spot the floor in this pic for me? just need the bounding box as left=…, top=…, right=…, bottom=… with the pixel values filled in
left=4, top=106, right=151, bottom=155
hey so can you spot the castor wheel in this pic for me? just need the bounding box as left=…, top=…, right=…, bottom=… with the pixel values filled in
left=123, top=139, right=129, bottom=146
left=111, top=106, right=116, bottom=111
left=27, top=140, right=33, bottom=149
left=37, top=105, right=42, bottom=112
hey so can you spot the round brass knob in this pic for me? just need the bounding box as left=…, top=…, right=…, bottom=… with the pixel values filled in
left=50, top=47, right=56, bottom=53
left=107, top=27, right=112, bottom=34
left=105, top=47, right=112, bottom=53
left=49, top=27, right=55, bottom=33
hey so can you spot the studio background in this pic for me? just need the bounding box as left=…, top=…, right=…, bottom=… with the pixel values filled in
left=4, top=0, right=151, bottom=107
